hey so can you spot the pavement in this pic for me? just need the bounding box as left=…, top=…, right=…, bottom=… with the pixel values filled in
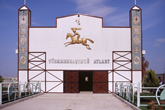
left=1, top=92, right=133, bottom=110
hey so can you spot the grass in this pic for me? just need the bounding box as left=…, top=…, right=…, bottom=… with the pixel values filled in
left=116, top=92, right=165, bottom=110
left=140, top=106, right=165, bottom=110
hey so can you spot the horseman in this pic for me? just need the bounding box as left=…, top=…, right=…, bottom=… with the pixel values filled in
left=71, top=28, right=81, bottom=42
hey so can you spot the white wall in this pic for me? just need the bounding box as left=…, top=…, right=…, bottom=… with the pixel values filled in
left=29, top=14, right=131, bottom=70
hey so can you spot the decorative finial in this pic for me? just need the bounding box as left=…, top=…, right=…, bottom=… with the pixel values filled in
left=24, top=0, right=26, bottom=5
left=135, top=0, right=136, bottom=5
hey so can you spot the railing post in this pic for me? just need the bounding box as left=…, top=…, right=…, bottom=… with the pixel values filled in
left=129, top=84, right=131, bottom=102
left=126, top=83, right=128, bottom=100
left=132, top=84, right=134, bottom=103
left=32, top=82, right=34, bottom=94
left=0, top=83, right=2, bottom=105
left=122, top=83, right=124, bottom=97
left=128, top=84, right=131, bottom=102
left=114, top=82, right=116, bottom=94
left=119, top=82, right=121, bottom=96
left=19, top=81, right=21, bottom=98
left=39, top=81, right=41, bottom=93
left=137, top=82, right=140, bottom=107
left=29, top=83, right=30, bottom=96
left=24, top=82, right=26, bottom=96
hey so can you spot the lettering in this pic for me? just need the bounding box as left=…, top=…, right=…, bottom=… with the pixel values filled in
left=49, top=58, right=89, bottom=64
left=93, top=59, right=110, bottom=64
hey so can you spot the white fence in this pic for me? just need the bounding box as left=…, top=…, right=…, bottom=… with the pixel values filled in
left=0, top=81, right=41, bottom=105
left=114, top=82, right=165, bottom=107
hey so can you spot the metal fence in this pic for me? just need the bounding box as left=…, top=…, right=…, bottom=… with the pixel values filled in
left=0, top=81, right=41, bottom=105
left=114, top=82, right=165, bottom=107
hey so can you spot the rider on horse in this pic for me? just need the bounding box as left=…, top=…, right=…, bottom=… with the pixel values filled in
left=71, top=28, right=81, bottom=42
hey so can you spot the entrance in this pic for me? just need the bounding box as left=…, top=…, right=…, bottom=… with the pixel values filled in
left=79, top=71, right=93, bottom=91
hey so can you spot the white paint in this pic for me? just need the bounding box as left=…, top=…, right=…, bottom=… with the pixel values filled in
left=114, top=71, right=131, bottom=81
left=132, top=6, right=139, bottom=10
left=133, top=71, right=142, bottom=84
left=20, top=6, right=28, bottom=10
left=142, top=50, right=146, bottom=55
left=46, top=71, right=63, bottom=81
left=46, top=82, right=63, bottom=92
left=19, top=14, right=142, bottom=92
left=29, top=15, right=131, bottom=70
left=19, top=71, right=27, bottom=82
left=15, top=49, right=18, bottom=54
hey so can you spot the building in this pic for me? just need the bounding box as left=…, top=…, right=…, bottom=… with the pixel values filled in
left=3, top=77, right=17, bottom=83
left=18, top=4, right=143, bottom=93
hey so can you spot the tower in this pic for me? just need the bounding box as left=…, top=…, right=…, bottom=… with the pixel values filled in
left=130, top=5, right=142, bottom=70
left=18, top=5, right=31, bottom=81
left=130, top=5, right=142, bottom=82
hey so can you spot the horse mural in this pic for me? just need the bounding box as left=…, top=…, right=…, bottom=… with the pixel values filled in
left=64, top=28, right=94, bottom=50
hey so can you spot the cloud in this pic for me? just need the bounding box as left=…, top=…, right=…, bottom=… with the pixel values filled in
left=72, top=0, right=131, bottom=26
left=73, top=0, right=117, bottom=17
left=0, top=2, right=15, bottom=10
left=32, top=22, right=40, bottom=26
left=104, top=13, right=129, bottom=26
left=152, top=38, right=165, bottom=47
left=142, top=1, right=163, bottom=30
left=152, top=42, right=160, bottom=47
left=143, top=20, right=159, bottom=30
left=157, top=38, right=165, bottom=43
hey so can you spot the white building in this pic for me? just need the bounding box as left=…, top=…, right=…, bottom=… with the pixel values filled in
left=18, top=5, right=142, bottom=93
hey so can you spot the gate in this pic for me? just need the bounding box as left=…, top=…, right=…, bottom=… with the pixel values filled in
left=93, top=71, right=108, bottom=93
left=64, top=71, right=79, bottom=93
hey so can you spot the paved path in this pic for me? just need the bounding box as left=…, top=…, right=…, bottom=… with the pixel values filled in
left=2, top=92, right=133, bottom=110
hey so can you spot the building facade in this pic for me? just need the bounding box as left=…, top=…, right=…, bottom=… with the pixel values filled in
left=18, top=5, right=143, bottom=93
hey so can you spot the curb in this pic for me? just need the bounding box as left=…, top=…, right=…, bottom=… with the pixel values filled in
left=0, top=93, right=44, bottom=109
left=113, top=93, right=141, bottom=110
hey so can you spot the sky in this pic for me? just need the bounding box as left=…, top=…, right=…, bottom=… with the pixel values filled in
left=0, top=0, right=165, bottom=77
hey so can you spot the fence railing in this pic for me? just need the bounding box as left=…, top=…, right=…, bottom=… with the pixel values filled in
left=114, top=82, right=165, bottom=107
left=0, top=81, right=41, bottom=105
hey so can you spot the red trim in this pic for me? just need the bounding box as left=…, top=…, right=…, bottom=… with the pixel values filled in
left=103, top=26, right=130, bottom=28
left=30, top=26, right=56, bottom=28
left=130, top=8, right=133, bottom=83
left=18, top=9, right=19, bottom=82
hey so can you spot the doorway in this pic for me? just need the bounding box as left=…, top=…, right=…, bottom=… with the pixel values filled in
left=79, top=71, right=93, bottom=92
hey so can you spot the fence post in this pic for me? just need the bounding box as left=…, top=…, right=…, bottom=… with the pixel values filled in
left=114, top=82, right=116, bottom=94
left=128, top=84, right=131, bottom=102
left=119, top=83, right=121, bottom=96
left=126, top=83, right=128, bottom=100
left=32, top=82, right=34, bottom=94
left=132, top=84, right=134, bottom=103
left=137, top=82, right=140, bottom=107
left=129, top=84, right=131, bottom=102
left=0, top=83, right=2, bottom=105
left=39, top=81, right=41, bottom=93
left=24, top=82, right=26, bottom=96
left=29, top=83, right=30, bottom=96
left=19, top=81, right=21, bottom=98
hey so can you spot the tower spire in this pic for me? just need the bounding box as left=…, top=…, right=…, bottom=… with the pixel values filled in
left=24, top=0, right=26, bottom=5
left=135, top=0, right=136, bottom=5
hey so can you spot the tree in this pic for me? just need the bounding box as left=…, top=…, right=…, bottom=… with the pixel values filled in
left=0, top=75, right=3, bottom=83
left=142, top=56, right=149, bottom=78
left=142, top=69, right=159, bottom=87
left=142, top=69, right=159, bottom=101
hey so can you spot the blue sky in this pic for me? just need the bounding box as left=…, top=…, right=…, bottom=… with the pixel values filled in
left=0, top=0, right=165, bottom=77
